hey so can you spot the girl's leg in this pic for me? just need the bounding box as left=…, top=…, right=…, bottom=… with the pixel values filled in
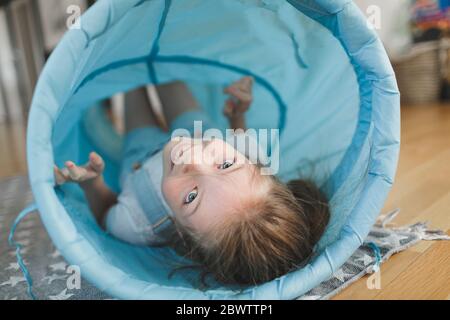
left=124, top=87, right=159, bottom=134
left=121, top=87, right=169, bottom=184
left=156, top=80, right=200, bottom=128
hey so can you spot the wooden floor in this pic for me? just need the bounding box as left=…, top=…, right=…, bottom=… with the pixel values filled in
left=0, top=104, right=449, bottom=300
left=0, top=121, right=27, bottom=178
left=334, top=104, right=450, bottom=300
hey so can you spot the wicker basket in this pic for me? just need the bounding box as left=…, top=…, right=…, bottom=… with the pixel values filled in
left=393, top=41, right=442, bottom=105
left=444, top=40, right=450, bottom=82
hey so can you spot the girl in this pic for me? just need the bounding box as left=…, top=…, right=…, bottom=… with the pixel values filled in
left=54, top=77, right=330, bottom=286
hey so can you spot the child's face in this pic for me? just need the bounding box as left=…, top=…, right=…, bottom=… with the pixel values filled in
left=161, top=137, right=269, bottom=234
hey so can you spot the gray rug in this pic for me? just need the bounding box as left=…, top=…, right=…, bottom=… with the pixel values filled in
left=0, top=176, right=448, bottom=300
left=0, top=176, right=110, bottom=300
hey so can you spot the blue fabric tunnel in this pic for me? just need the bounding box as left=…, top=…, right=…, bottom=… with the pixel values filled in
left=25, top=0, right=400, bottom=299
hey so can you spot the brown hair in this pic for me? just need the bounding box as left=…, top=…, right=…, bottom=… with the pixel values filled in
left=166, top=176, right=330, bottom=288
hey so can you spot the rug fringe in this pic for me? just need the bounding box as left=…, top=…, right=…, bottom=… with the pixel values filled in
left=376, top=208, right=401, bottom=228
left=393, top=221, right=450, bottom=241
left=8, top=203, right=38, bottom=300
left=377, top=208, right=449, bottom=241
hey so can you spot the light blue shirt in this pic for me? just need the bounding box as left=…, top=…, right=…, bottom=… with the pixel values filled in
left=106, top=150, right=174, bottom=246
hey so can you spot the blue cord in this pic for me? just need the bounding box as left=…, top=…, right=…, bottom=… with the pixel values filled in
left=147, top=0, right=172, bottom=84
left=8, top=203, right=38, bottom=300
left=367, top=242, right=382, bottom=273
left=290, top=34, right=308, bottom=68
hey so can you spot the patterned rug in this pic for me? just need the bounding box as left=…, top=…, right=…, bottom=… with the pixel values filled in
left=0, top=176, right=448, bottom=300
left=0, top=176, right=109, bottom=300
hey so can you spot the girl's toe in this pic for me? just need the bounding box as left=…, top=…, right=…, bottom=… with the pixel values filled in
left=89, top=152, right=104, bottom=170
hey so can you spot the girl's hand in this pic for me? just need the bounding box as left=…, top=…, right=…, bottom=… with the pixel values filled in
left=54, top=152, right=105, bottom=186
left=223, top=76, right=254, bottom=119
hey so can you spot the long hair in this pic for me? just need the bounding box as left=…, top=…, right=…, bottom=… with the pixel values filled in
left=163, top=175, right=330, bottom=288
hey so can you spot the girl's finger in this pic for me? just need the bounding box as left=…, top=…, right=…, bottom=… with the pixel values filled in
left=227, top=82, right=249, bottom=95
left=66, top=161, right=86, bottom=181
left=60, top=167, right=70, bottom=180
left=240, top=76, right=253, bottom=88
left=235, top=77, right=253, bottom=92
left=54, top=166, right=67, bottom=185
left=244, top=76, right=254, bottom=84
left=227, top=86, right=252, bottom=104
left=223, top=100, right=235, bottom=117
left=224, top=77, right=251, bottom=92
left=88, top=152, right=104, bottom=173
left=223, top=85, right=236, bottom=95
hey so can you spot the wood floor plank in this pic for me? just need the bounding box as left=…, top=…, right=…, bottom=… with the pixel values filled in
left=382, top=149, right=450, bottom=225
left=334, top=105, right=450, bottom=299
left=0, top=122, right=27, bottom=178
left=333, top=250, right=421, bottom=300
left=372, top=240, right=450, bottom=300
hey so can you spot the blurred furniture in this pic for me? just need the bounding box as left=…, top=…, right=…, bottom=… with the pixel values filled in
left=393, top=40, right=450, bottom=105
left=0, top=61, right=10, bottom=121
left=38, top=0, right=88, bottom=53
left=441, top=38, right=450, bottom=100
left=394, top=42, right=441, bottom=105
left=0, top=0, right=92, bottom=122
left=0, top=0, right=45, bottom=121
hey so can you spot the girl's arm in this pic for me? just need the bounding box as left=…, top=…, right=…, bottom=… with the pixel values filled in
left=227, top=113, right=247, bottom=131
left=54, top=152, right=117, bottom=227
left=79, top=176, right=117, bottom=227
left=223, top=76, right=254, bottom=131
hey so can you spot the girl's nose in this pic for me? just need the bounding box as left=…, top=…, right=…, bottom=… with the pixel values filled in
left=176, top=140, right=218, bottom=174
left=181, top=162, right=210, bottom=174
left=181, top=157, right=215, bottom=174
left=181, top=163, right=196, bottom=174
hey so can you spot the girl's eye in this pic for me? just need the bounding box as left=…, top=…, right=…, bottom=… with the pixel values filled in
left=219, top=160, right=234, bottom=170
left=184, top=188, right=198, bottom=204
